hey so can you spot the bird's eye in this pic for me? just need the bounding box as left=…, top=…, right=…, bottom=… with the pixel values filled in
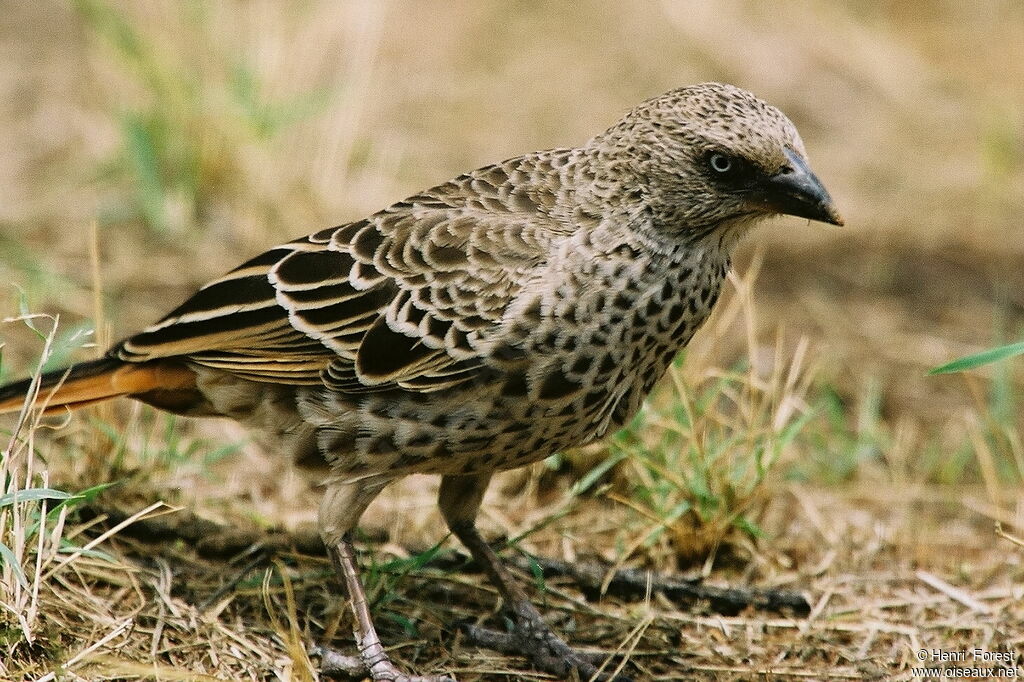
left=708, top=153, right=733, bottom=174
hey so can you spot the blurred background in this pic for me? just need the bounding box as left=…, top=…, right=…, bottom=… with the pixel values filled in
left=1, top=1, right=1022, bottom=678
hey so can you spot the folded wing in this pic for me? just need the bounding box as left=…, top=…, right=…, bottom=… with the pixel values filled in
left=115, top=157, right=566, bottom=394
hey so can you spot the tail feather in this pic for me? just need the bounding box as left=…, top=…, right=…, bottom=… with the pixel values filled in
left=0, top=358, right=199, bottom=415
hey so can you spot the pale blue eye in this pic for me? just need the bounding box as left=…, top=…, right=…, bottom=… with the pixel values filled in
left=709, top=153, right=733, bottom=174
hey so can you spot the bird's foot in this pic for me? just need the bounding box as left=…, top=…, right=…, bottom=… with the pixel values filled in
left=461, top=602, right=631, bottom=682
left=312, top=644, right=456, bottom=682
left=321, top=535, right=456, bottom=681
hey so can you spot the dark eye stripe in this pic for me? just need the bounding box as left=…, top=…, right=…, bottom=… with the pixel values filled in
left=706, top=151, right=759, bottom=186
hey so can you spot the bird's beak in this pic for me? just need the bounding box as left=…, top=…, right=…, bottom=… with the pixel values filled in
left=756, top=148, right=844, bottom=226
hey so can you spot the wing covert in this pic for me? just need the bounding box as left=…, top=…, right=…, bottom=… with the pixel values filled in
left=114, top=153, right=572, bottom=393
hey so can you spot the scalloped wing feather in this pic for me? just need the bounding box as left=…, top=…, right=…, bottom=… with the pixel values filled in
left=113, top=153, right=573, bottom=393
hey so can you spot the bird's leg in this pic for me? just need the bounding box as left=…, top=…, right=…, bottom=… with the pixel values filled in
left=319, top=480, right=454, bottom=682
left=439, top=474, right=628, bottom=682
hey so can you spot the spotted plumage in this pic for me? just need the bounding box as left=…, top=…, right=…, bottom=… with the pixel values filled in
left=0, top=83, right=841, bottom=682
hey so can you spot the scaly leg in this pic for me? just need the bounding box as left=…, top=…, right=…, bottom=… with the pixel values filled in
left=319, top=479, right=454, bottom=682
left=438, top=473, right=629, bottom=682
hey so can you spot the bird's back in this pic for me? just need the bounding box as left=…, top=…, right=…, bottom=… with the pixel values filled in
left=115, top=149, right=581, bottom=389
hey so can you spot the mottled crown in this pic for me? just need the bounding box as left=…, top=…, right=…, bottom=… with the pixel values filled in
left=589, top=83, right=813, bottom=231
left=598, top=82, right=804, bottom=172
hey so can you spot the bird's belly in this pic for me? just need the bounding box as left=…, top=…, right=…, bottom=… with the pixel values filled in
left=307, top=385, right=603, bottom=479
left=302, top=338, right=683, bottom=481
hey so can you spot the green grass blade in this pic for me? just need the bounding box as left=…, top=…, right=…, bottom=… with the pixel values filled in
left=929, top=341, right=1024, bottom=375
left=570, top=449, right=626, bottom=496
left=0, top=542, right=29, bottom=589
left=0, top=488, right=73, bottom=508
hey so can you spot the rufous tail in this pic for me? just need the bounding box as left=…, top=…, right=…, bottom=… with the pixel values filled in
left=0, top=358, right=198, bottom=415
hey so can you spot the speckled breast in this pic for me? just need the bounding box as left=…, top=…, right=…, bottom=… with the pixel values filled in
left=308, top=241, right=730, bottom=482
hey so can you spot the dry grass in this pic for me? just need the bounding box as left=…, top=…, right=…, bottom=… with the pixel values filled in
left=1, top=1, right=1023, bottom=680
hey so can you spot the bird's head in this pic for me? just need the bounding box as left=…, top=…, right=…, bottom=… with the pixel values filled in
left=593, top=82, right=843, bottom=240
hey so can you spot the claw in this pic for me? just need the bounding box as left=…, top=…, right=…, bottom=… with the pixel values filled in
left=313, top=644, right=456, bottom=682
left=460, top=620, right=631, bottom=682
left=445, top=516, right=632, bottom=681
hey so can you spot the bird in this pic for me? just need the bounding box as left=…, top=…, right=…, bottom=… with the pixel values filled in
left=0, top=82, right=842, bottom=682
